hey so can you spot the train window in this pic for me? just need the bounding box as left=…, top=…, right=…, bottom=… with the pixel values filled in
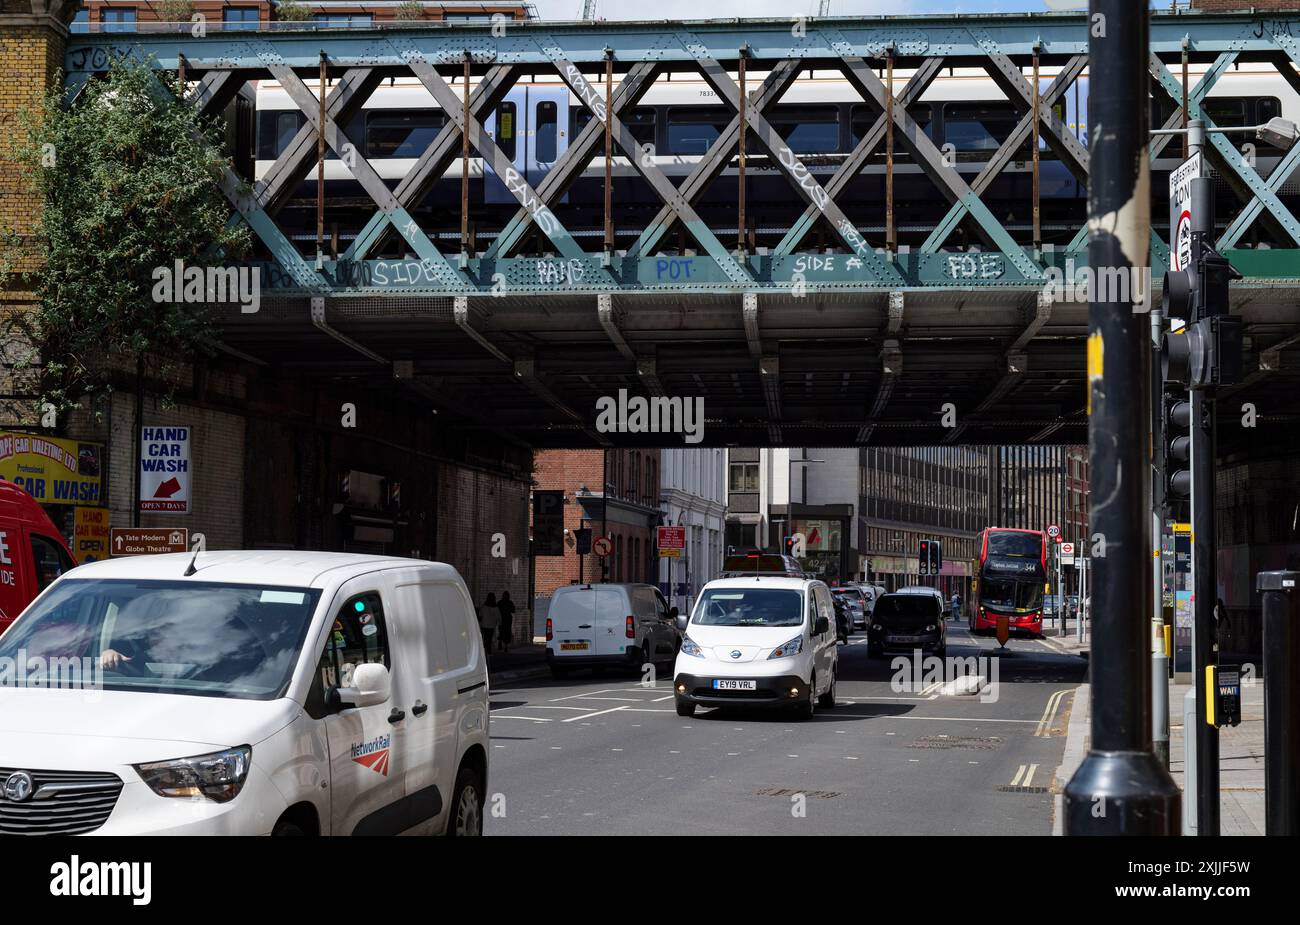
left=572, top=107, right=656, bottom=146
left=536, top=101, right=559, bottom=162
left=276, top=112, right=302, bottom=157
left=769, top=106, right=840, bottom=154
left=943, top=103, right=1018, bottom=152
left=1203, top=97, right=1247, bottom=129
left=495, top=101, right=517, bottom=160
left=666, top=107, right=731, bottom=155
left=366, top=112, right=449, bottom=158
left=849, top=104, right=931, bottom=147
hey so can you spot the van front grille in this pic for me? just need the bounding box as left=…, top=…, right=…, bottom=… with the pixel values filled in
left=0, top=766, right=123, bottom=836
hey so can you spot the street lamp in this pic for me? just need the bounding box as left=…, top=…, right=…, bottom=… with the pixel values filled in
left=1151, top=116, right=1300, bottom=151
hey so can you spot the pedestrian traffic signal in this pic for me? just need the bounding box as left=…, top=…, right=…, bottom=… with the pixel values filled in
left=1163, top=392, right=1193, bottom=518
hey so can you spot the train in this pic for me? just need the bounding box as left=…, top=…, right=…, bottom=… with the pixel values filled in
left=246, top=61, right=1300, bottom=257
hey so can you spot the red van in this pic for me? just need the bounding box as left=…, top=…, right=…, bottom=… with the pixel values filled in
left=0, top=479, right=77, bottom=633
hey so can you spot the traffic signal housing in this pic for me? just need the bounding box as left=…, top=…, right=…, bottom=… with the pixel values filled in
left=1163, top=392, right=1193, bottom=521
left=919, top=540, right=931, bottom=576
left=1161, top=250, right=1243, bottom=390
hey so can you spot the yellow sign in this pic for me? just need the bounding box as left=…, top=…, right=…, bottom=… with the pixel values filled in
left=1172, top=523, right=1192, bottom=534
left=0, top=431, right=103, bottom=506
left=73, top=506, right=111, bottom=564
left=658, top=548, right=682, bottom=558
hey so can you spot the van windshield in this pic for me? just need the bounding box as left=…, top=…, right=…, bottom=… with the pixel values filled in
left=0, top=578, right=321, bottom=700
left=692, top=588, right=803, bottom=627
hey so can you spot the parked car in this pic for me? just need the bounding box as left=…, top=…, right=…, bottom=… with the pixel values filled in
left=0, top=478, right=78, bottom=634
left=868, top=591, right=947, bottom=658
left=0, top=550, right=489, bottom=835
left=673, top=575, right=839, bottom=719
left=545, top=582, right=678, bottom=678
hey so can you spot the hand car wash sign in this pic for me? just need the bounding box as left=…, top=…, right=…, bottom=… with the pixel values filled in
left=139, top=427, right=190, bottom=513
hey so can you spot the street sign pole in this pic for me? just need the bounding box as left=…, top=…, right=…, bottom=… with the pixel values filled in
left=1064, top=0, right=1180, bottom=835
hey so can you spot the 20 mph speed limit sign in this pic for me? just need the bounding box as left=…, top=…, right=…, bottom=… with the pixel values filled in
left=1047, top=524, right=1061, bottom=539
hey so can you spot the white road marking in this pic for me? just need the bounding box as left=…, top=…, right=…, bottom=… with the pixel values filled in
left=563, top=705, right=630, bottom=723
left=881, top=714, right=1039, bottom=724
left=492, top=715, right=554, bottom=722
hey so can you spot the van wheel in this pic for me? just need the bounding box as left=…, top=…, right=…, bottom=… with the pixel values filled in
left=272, top=819, right=305, bottom=836
left=818, top=670, right=837, bottom=709
left=793, top=676, right=815, bottom=720
left=676, top=701, right=696, bottom=718
left=447, top=765, right=484, bottom=837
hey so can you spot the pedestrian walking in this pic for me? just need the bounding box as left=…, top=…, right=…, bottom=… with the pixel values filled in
left=497, top=590, right=516, bottom=652
left=478, top=592, right=500, bottom=653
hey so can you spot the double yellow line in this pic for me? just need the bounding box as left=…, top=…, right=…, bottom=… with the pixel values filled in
left=1034, top=688, right=1071, bottom=737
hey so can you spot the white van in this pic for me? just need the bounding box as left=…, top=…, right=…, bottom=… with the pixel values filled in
left=0, top=551, right=489, bottom=836
left=671, top=575, right=839, bottom=719
left=545, top=582, right=679, bottom=678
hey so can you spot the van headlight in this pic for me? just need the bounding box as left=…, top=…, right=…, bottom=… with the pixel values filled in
left=135, top=745, right=251, bottom=803
left=680, top=635, right=706, bottom=659
left=768, top=636, right=804, bottom=659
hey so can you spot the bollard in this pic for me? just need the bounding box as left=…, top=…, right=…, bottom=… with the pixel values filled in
left=1183, top=686, right=1198, bottom=835
left=1257, top=570, right=1300, bottom=835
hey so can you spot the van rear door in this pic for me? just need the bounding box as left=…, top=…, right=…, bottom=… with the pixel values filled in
left=550, top=587, right=596, bottom=657
left=593, top=585, right=630, bottom=658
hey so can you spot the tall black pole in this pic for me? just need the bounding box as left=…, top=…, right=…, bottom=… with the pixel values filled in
left=1190, top=177, right=1220, bottom=834
left=1063, top=1, right=1181, bottom=834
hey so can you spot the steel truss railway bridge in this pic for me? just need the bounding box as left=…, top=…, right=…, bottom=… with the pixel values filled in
left=64, top=10, right=1300, bottom=449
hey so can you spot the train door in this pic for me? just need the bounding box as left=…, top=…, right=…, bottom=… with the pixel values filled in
left=485, top=87, right=570, bottom=205
left=484, top=89, right=525, bottom=204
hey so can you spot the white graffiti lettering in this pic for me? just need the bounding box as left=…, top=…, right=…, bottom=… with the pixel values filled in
left=779, top=146, right=829, bottom=211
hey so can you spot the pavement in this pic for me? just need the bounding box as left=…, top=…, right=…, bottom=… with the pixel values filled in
left=485, top=622, right=1088, bottom=835
left=486, top=641, right=552, bottom=685
left=1051, top=646, right=1266, bottom=835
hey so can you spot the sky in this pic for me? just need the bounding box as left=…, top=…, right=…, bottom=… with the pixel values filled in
left=531, top=0, right=1109, bottom=20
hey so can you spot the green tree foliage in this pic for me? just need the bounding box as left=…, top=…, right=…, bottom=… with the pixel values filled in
left=393, top=1, right=426, bottom=21
left=5, top=58, right=249, bottom=416
left=156, top=0, right=196, bottom=22
left=274, top=2, right=313, bottom=22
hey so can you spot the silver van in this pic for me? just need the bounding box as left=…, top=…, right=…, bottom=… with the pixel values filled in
left=545, top=583, right=679, bottom=678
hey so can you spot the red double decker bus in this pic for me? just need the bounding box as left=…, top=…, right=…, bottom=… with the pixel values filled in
left=969, top=528, right=1048, bottom=638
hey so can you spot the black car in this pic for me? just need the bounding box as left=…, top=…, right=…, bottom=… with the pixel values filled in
left=867, top=592, right=946, bottom=658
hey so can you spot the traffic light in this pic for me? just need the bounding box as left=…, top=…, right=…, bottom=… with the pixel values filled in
left=784, top=535, right=796, bottom=556
left=931, top=539, right=943, bottom=573
left=918, top=540, right=930, bottom=575
left=1161, top=248, right=1243, bottom=390
left=1163, top=391, right=1193, bottom=520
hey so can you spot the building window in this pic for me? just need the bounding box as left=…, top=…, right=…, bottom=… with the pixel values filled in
left=101, top=9, right=137, bottom=33
left=729, top=463, right=759, bottom=492
left=224, top=7, right=260, bottom=30
left=313, top=13, right=374, bottom=28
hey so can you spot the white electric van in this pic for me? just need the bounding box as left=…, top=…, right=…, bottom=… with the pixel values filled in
left=671, top=575, right=839, bottom=719
left=545, top=582, right=679, bottom=678
left=0, top=551, right=489, bottom=836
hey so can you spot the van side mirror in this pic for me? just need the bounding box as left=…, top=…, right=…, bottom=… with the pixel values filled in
left=332, top=662, right=391, bottom=710
left=814, top=616, right=830, bottom=636
left=674, top=613, right=688, bottom=634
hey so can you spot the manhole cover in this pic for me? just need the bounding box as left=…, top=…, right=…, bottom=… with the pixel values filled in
left=998, top=785, right=1049, bottom=793
left=755, top=787, right=840, bottom=800
left=907, top=735, right=1003, bottom=750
